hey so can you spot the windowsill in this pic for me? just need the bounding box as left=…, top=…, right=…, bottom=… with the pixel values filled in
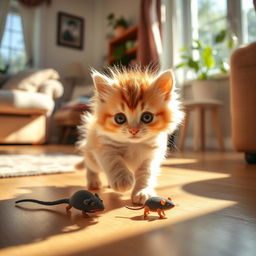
left=182, top=74, right=230, bottom=87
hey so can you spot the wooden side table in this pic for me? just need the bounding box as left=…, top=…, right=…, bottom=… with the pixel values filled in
left=54, top=103, right=90, bottom=144
left=178, top=100, right=225, bottom=151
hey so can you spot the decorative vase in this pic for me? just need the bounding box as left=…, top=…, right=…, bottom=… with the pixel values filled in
left=191, top=80, right=219, bottom=101
left=114, top=26, right=126, bottom=37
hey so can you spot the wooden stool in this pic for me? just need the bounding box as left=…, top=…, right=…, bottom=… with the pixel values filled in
left=178, top=100, right=225, bottom=151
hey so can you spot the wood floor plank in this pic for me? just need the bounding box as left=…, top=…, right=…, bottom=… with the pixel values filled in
left=0, top=146, right=255, bottom=256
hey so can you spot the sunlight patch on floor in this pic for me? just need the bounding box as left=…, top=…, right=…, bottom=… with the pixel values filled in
left=163, top=157, right=198, bottom=165
left=0, top=188, right=237, bottom=256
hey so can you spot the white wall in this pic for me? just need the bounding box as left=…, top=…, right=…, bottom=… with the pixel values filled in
left=35, top=0, right=94, bottom=81
left=35, top=0, right=140, bottom=83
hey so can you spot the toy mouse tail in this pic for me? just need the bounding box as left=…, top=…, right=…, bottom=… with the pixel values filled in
left=125, top=205, right=144, bottom=210
left=15, top=199, right=69, bottom=205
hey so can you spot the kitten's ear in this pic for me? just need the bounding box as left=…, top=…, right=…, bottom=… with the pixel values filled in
left=92, top=72, right=113, bottom=100
left=151, top=70, right=174, bottom=100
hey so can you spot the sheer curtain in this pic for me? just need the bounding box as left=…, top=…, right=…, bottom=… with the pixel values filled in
left=18, top=3, right=36, bottom=66
left=0, top=0, right=11, bottom=45
left=161, top=0, right=187, bottom=85
left=161, top=0, right=176, bottom=71
left=160, top=0, right=183, bottom=71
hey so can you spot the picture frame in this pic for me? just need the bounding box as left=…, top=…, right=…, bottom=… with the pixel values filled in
left=57, top=12, right=84, bottom=50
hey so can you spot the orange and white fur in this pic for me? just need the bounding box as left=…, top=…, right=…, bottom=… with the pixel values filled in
left=77, top=68, right=183, bottom=204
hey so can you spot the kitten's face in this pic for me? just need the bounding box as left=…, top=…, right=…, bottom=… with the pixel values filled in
left=92, top=69, right=181, bottom=143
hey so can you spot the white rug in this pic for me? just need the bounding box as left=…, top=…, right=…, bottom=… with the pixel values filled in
left=0, top=154, right=83, bottom=178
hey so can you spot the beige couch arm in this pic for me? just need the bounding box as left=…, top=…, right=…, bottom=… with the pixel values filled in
left=38, top=79, right=64, bottom=99
left=230, top=42, right=256, bottom=153
left=2, top=69, right=61, bottom=94
left=0, top=89, right=54, bottom=115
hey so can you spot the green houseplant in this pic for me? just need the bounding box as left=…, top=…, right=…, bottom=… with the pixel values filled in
left=107, top=13, right=128, bottom=37
left=176, top=30, right=237, bottom=100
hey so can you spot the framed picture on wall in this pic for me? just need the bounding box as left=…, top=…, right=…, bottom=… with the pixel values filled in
left=57, top=12, right=84, bottom=50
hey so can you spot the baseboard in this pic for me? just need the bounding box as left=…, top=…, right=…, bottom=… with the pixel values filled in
left=177, top=136, right=233, bottom=151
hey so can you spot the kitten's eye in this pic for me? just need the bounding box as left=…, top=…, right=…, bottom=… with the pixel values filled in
left=114, top=113, right=126, bottom=124
left=141, top=112, right=154, bottom=124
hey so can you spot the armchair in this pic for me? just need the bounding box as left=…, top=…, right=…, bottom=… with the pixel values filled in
left=230, top=42, right=256, bottom=163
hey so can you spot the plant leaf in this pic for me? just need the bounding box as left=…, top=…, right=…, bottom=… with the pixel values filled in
left=107, top=13, right=114, bottom=20
left=175, top=63, right=186, bottom=69
left=198, top=73, right=208, bottom=80
left=214, top=30, right=226, bottom=44
left=202, top=46, right=215, bottom=68
left=179, top=47, right=188, bottom=52
left=218, top=60, right=229, bottom=73
left=112, top=44, right=126, bottom=60
left=193, top=40, right=202, bottom=50
left=188, top=58, right=200, bottom=72
left=181, top=54, right=190, bottom=59
left=227, top=34, right=238, bottom=49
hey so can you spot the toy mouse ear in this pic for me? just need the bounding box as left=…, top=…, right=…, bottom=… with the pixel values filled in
left=160, top=199, right=166, bottom=206
left=95, top=193, right=99, bottom=198
left=168, top=197, right=172, bottom=201
left=83, top=199, right=90, bottom=205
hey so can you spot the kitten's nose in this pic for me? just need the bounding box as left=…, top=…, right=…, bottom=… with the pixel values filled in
left=129, top=128, right=140, bottom=135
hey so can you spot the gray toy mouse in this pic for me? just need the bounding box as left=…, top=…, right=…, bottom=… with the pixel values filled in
left=15, top=190, right=105, bottom=217
left=125, top=196, right=175, bottom=219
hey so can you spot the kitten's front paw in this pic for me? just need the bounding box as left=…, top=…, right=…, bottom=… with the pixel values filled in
left=88, top=179, right=102, bottom=190
left=87, top=171, right=102, bottom=190
left=110, top=171, right=134, bottom=192
left=132, top=188, right=156, bottom=205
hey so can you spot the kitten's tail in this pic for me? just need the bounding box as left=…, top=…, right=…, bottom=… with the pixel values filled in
left=125, top=205, right=145, bottom=210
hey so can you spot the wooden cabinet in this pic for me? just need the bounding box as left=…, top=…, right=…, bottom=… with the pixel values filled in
left=108, top=25, right=138, bottom=66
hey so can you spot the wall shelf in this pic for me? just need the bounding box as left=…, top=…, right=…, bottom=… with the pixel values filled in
left=108, top=25, right=138, bottom=65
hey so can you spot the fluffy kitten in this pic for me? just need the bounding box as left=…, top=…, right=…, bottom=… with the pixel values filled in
left=77, top=67, right=183, bottom=204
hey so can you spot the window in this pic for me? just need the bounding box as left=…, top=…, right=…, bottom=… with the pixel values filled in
left=163, top=0, right=255, bottom=83
left=196, top=0, right=227, bottom=45
left=189, top=0, right=256, bottom=48
left=241, top=0, right=256, bottom=43
left=179, top=0, right=230, bottom=78
left=0, top=10, right=26, bottom=73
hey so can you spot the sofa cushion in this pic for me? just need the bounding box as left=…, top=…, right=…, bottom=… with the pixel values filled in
left=0, top=89, right=54, bottom=115
left=2, top=69, right=60, bottom=93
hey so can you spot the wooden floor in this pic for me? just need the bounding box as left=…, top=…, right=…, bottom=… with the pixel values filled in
left=0, top=146, right=255, bottom=256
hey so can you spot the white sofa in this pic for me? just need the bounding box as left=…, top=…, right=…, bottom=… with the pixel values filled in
left=0, top=69, right=64, bottom=144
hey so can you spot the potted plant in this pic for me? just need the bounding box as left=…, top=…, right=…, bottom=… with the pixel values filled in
left=107, top=13, right=128, bottom=37
left=176, top=30, right=237, bottom=101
